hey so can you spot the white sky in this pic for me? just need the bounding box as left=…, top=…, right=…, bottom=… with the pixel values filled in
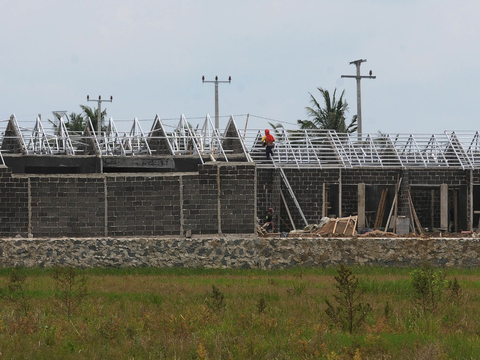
left=1, top=0, right=479, bottom=134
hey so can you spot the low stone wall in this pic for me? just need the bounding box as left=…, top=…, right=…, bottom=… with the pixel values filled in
left=1, top=237, right=479, bottom=268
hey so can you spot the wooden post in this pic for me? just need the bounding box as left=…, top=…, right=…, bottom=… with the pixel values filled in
left=440, top=183, right=448, bottom=231
left=454, top=189, right=458, bottom=232
left=338, top=170, right=342, bottom=217
left=431, top=189, right=435, bottom=230
left=358, top=183, right=366, bottom=229
left=393, top=175, right=399, bottom=233
left=322, top=183, right=327, bottom=218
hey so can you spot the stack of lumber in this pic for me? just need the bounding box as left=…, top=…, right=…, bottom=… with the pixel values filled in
left=315, top=216, right=358, bottom=236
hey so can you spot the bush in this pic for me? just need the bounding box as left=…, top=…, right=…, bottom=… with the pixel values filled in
left=52, top=267, right=88, bottom=320
left=325, top=264, right=372, bottom=333
left=410, top=262, right=447, bottom=315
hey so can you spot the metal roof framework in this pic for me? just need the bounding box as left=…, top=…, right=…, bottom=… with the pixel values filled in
left=3, top=114, right=480, bottom=169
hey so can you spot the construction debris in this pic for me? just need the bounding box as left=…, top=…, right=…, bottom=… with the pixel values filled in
left=315, top=216, right=358, bottom=236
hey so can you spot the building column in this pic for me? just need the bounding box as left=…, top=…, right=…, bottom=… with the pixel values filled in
left=440, top=183, right=448, bottom=231
left=357, top=183, right=366, bottom=229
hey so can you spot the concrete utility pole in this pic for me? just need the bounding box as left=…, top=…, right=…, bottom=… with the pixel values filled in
left=87, top=95, right=113, bottom=135
left=202, top=76, right=231, bottom=130
left=341, top=59, right=376, bottom=141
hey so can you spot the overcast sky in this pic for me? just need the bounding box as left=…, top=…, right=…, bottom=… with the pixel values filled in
left=1, top=0, right=479, bottom=134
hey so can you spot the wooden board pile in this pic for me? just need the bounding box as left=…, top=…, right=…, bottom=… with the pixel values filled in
left=314, top=216, right=358, bottom=236
left=289, top=216, right=358, bottom=237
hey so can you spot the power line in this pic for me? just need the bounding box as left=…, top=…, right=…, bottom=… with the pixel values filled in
left=248, top=114, right=298, bottom=126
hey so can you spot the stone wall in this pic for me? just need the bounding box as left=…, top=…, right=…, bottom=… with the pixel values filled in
left=1, top=237, right=479, bottom=268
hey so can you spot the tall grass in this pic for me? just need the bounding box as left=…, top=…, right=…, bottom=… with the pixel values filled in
left=0, top=266, right=479, bottom=358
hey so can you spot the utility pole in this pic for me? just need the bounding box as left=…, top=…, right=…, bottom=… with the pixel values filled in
left=341, top=59, right=376, bottom=141
left=87, top=95, right=113, bottom=135
left=202, top=76, right=231, bottom=130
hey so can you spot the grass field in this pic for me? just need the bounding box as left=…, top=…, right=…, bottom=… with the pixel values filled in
left=0, top=266, right=479, bottom=359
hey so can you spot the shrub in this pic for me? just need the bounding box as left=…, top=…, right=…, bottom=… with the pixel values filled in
left=0, top=267, right=32, bottom=316
left=52, top=266, right=88, bottom=320
left=205, top=285, right=225, bottom=313
left=410, top=262, right=447, bottom=315
left=325, top=264, right=372, bottom=333
left=447, top=277, right=462, bottom=307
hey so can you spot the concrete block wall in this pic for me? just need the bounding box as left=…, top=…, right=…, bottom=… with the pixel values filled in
left=0, top=167, right=29, bottom=236
left=341, top=169, right=401, bottom=186
left=31, top=175, right=105, bottom=237
left=0, top=163, right=256, bottom=238
left=257, top=168, right=340, bottom=231
left=408, top=169, right=467, bottom=186
left=257, top=168, right=479, bottom=231
left=219, top=164, right=256, bottom=233
left=410, top=188, right=440, bottom=229
left=256, top=169, right=280, bottom=227
left=107, top=175, right=181, bottom=236
left=183, top=172, right=218, bottom=235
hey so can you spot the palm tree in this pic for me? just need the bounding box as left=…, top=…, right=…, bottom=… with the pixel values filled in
left=298, top=87, right=357, bottom=134
left=65, top=112, right=85, bottom=132
left=80, top=105, right=107, bottom=132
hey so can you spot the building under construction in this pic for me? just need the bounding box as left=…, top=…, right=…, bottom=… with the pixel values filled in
left=1, top=113, right=479, bottom=238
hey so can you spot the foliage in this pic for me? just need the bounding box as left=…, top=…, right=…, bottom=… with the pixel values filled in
left=410, top=262, right=448, bottom=315
left=49, top=105, right=108, bottom=132
left=298, top=87, right=357, bottom=133
left=287, top=281, right=308, bottom=296
left=80, top=105, right=107, bottom=132
left=447, top=277, right=462, bottom=306
left=52, top=267, right=88, bottom=320
left=0, top=267, right=478, bottom=358
left=205, top=284, right=225, bottom=313
left=0, top=267, right=31, bottom=316
left=65, top=112, right=85, bottom=132
left=256, top=295, right=267, bottom=314
left=325, top=264, right=372, bottom=333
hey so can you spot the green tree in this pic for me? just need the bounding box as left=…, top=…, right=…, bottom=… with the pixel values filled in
left=325, top=264, right=372, bottom=333
left=80, top=105, right=107, bottom=132
left=52, top=266, right=88, bottom=320
left=0, top=267, right=32, bottom=317
left=410, top=262, right=448, bottom=315
left=298, top=87, right=357, bottom=133
left=65, top=112, right=85, bottom=132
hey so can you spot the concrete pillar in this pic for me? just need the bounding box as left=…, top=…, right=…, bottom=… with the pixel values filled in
left=358, top=183, right=366, bottom=229
left=470, top=170, right=473, bottom=231
left=440, top=183, right=448, bottom=231
left=338, top=169, right=342, bottom=217
left=322, top=183, right=327, bottom=218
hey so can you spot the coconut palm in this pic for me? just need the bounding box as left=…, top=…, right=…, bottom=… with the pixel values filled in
left=80, top=105, right=107, bottom=132
left=65, top=112, right=85, bottom=132
left=298, top=87, right=357, bottom=134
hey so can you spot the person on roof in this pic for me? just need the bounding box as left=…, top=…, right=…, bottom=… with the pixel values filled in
left=261, top=129, right=275, bottom=160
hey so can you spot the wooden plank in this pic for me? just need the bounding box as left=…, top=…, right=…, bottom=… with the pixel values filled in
left=280, top=189, right=296, bottom=231
left=408, top=190, right=423, bottom=234
left=332, top=218, right=339, bottom=234
left=386, top=177, right=402, bottom=231
left=393, top=175, right=400, bottom=233
left=454, top=190, right=458, bottom=232
left=342, top=216, right=352, bottom=235
left=374, top=188, right=388, bottom=229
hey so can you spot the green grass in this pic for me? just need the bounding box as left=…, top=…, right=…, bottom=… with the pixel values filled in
left=0, top=266, right=479, bottom=359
